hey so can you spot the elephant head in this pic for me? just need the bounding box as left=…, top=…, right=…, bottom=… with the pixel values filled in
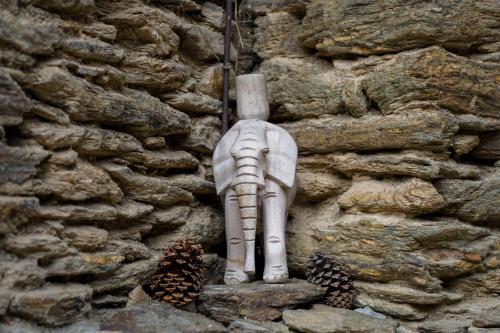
left=213, top=119, right=297, bottom=274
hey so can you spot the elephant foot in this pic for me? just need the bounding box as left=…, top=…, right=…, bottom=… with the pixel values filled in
left=224, top=269, right=249, bottom=285
left=263, top=265, right=289, bottom=284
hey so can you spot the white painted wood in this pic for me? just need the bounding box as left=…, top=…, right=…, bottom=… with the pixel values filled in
left=236, top=74, right=270, bottom=121
left=213, top=74, right=298, bottom=284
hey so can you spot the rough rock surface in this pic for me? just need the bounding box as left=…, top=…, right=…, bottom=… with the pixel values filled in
left=228, top=319, right=290, bottom=333
left=283, top=304, right=398, bottom=333
left=197, top=279, right=325, bottom=323
left=100, top=302, right=226, bottom=333
left=286, top=211, right=491, bottom=292
left=283, top=110, right=458, bottom=153
left=299, top=1, right=500, bottom=57
left=1, top=0, right=499, bottom=329
left=338, top=178, right=444, bottom=215
left=436, top=170, right=500, bottom=224
left=9, top=284, right=92, bottom=326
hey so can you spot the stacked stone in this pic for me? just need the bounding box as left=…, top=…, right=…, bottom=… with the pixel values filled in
left=1, top=0, right=500, bottom=329
left=247, top=0, right=500, bottom=325
left=0, top=0, right=231, bottom=327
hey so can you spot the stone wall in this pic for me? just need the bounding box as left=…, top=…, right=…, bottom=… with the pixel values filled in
left=0, top=0, right=499, bottom=329
left=247, top=0, right=500, bottom=326
left=0, top=0, right=229, bottom=326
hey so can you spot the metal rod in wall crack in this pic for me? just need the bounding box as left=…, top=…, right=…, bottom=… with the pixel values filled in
left=222, top=0, right=233, bottom=135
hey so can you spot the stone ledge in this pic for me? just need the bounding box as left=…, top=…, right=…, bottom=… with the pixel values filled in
left=197, top=279, right=325, bottom=324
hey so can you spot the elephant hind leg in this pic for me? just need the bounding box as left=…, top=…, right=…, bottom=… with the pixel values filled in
left=224, top=189, right=249, bottom=284
left=262, top=180, right=289, bottom=284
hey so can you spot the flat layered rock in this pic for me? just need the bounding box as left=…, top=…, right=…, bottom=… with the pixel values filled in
left=0, top=8, right=62, bottom=55
left=296, top=171, right=350, bottom=203
left=0, top=70, right=31, bottom=126
left=201, top=2, right=224, bottom=31
left=121, top=149, right=198, bottom=170
left=106, top=239, right=151, bottom=262
left=338, top=178, right=444, bottom=215
left=45, top=252, right=124, bottom=277
left=9, top=283, right=92, bottom=326
left=29, top=101, right=70, bottom=125
left=103, top=6, right=182, bottom=57
left=448, top=270, right=500, bottom=296
left=197, top=279, right=325, bottom=324
left=245, top=0, right=309, bottom=16
left=0, top=161, right=124, bottom=203
left=61, top=226, right=109, bottom=251
left=417, top=320, right=469, bottom=333
left=164, top=92, right=222, bottom=115
left=0, top=142, right=48, bottom=184
left=100, top=302, right=226, bottom=333
left=283, top=110, right=458, bottom=153
left=60, top=37, right=124, bottom=63
left=116, top=200, right=154, bottom=220
left=33, top=0, right=95, bottom=15
left=350, top=47, right=500, bottom=119
left=145, top=205, right=223, bottom=249
left=0, top=257, right=46, bottom=289
left=27, top=67, right=190, bottom=137
left=299, top=1, right=500, bottom=57
left=354, top=282, right=462, bottom=305
left=228, top=319, right=290, bottom=333
left=5, top=234, right=75, bottom=261
left=181, top=24, right=227, bottom=61
left=355, top=294, right=428, bottom=320
left=456, top=114, right=500, bottom=133
left=298, top=151, right=481, bottom=180
left=254, top=12, right=309, bottom=59
left=473, top=310, right=500, bottom=328
left=472, top=132, right=500, bottom=160
left=121, top=53, right=190, bottom=91
left=195, top=64, right=223, bottom=99
left=20, top=119, right=143, bottom=156
left=82, top=22, right=117, bottom=42
left=283, top=304, right=398, bottom=333
left=286, top=211, right=491, bottom=292
left=436, top=170, right=500, bottom=224
left=91, top=256, right=158, bottom=294
left=0, top=195, right=39, bottom=235
left=453, top=135, right=480, bottom=158
left=100, top=162, right=193, bottom=206
left=142, top=205, right=191, bottom=230
left=42, top=161, right=123, bottom=203
left=260, top=57, right=344, bottom=120
left=40, top=204, right=117, bottom=222
left=180, top=116, right=221, bottom=153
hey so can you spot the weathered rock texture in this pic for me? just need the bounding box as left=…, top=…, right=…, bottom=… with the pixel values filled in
left=1, top=0, right=499, bottom=329
left=0, top=0, right=228, bottom=328
left=243, top=0, right=500, bottom=326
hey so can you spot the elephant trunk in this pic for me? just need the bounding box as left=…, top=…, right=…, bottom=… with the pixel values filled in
left=234, top=182, right=258, bottom=274
left=230, top=125, right=267, bottom=275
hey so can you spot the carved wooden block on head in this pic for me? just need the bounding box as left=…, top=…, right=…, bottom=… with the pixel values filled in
left=213, top=74, right=298, bottom=284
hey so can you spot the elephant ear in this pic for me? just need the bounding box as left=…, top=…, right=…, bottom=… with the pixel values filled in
left=266, top=123, right=298, bottom=189
left=213, top=124, right=239, bottom=195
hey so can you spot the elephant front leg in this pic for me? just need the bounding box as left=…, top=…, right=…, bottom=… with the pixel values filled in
left=262, top=180, right=289, bottom=284
left=224, top=189, right=249, bottom=284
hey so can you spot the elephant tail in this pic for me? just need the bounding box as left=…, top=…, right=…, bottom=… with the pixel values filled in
left=234, top=182, right=258, bottom=274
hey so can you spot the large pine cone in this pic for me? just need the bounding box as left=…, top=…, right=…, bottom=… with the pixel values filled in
left=306, top=252, right=358, bottom=309
left=146, top=240, right=205, bottom=307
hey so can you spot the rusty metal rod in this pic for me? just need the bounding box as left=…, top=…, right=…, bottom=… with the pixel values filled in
left=222, top=0, right=233, bottom=135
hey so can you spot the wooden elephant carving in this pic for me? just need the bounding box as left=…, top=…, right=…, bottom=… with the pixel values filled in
left=213, top=74, right=297, bottom=284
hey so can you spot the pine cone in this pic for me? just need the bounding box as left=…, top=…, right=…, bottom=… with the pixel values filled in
left=306, top=252, right=358, bottom=309
left=146, top=240, right=205, bottom=307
